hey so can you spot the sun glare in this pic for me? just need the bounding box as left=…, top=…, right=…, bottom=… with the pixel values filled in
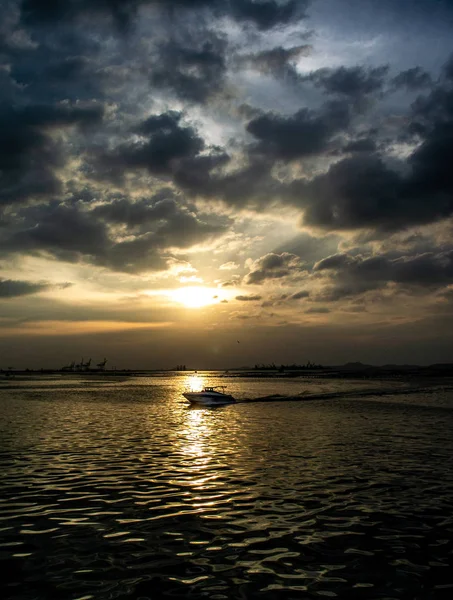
left=186, top=375, right=204, bottom=392
left=169, top=286, right=220, bottom=308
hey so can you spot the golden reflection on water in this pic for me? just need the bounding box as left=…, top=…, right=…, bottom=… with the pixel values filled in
left=172, top=379, right=230, bottom=510
left=183, top=408, right=210, bottom=460
left=3, top=378, right=453, bottom=599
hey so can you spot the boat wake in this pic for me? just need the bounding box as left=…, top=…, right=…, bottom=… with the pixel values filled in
left=240, top=384, right=453, bottom=404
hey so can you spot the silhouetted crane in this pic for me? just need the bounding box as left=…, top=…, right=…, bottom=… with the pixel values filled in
left=97, top=358, right=107, bottom=369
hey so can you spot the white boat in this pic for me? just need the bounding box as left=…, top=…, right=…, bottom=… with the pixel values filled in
left=182, top=385, right=236, bottom=406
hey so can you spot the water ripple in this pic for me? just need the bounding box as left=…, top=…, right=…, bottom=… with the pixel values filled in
left=1, top=378, right=453, bottom=598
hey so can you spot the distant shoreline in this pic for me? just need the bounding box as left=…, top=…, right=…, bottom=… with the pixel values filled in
left=2, top=363, right=453, bottom=380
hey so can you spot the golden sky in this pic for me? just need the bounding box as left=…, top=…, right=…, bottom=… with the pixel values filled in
left=1, top=0, right=453, bottom=368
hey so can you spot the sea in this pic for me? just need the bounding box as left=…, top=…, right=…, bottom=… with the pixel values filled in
left=1, top=372, right=453, bottom=600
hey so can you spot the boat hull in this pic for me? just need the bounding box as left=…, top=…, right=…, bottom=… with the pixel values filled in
left=183, top=392, right=236, bottom=406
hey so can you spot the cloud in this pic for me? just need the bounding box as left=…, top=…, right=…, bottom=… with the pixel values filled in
left=11, top=47, right=103, bottom=105
left=273, top=232, right=341, bottom=267
left=314, top=253, right=356, bottom=271
left=246, top=100, right=351, bottom=160
left=313, top=249, right=453, bottom=301
left=290, top=290, right=310, bottom=299
left=235, top=294, right=262, bottom=301
left=20, top=0, right=145, bottom=27
left=391, top=67, right=432, bottom=91
left=305, top=306, right=330, bottom=314
left=150, top=35, right=228, bottom=103
left=174, top=152, right=283, bottom=210
left=0, top=103, right=103, bottom=206
left=230, top=0, right=309, bottom=30
left=93, top=191, right=227, bottom=248
left=220, top=279, right=239, bottom=287
left=98, top=111, right=204, bottom=178
left=0, top=200, right=226, bottom=273
left=442, top=53, right=453, bottom=81
left=0, top=0, right=450, bottom=369
left=20, top=0, right=309, bottom=30
left=260, top=289, right=309, bottom=307
left=343, top=137, right=376, bottom=153
left=91, top=192, right=180, bottom=228
left=306, top=65, right=389, bottom=100
left=237, top=44, right=312, bottom=77
left=278, top=59, right=453, bottom=234
left=244, top=252, right=307, bottom=284
left=290, top=154, right=407, bottom=231
left=0, top=278, right=51, bottom=298
left=1, top=203, right=110, bottom=261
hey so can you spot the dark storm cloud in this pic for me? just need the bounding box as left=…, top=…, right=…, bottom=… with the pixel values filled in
left=244, top=252, right=307, bottom=284
left=230, top=0, right=308, bottom=30
left=98, top=111, right=204, bottom=177
left=281, top=55, right=453, bottom=234
left=237, top=44, right=312, bottom=77
left=149, top=208, right=226, bottom=248
left=11, top=52, right=103, bottom=104
left=0, top=103, right=104, bottom=206
left=391, top=67, right=432, bottom=91
left=2, top=4, right=106, bottom=106
left=443, top=54, right=453, bottom=80
left=306, top=65, right=389, bottom=100
left=408, top=123, right=453, bottom=199
left=0, top=278, right=50, bottom=298
left=410, top=88, right=453, bottom=128
left=7, top=0, right=453, bottom=281
left=247, top=100, right=351, bottom=160
left=290, top=129, right=453, bottom=232
left=20, top=0, right=309, bottom=30
left=2, top=204, right=111, bottom=262
left=174, top=156, right=281, bottom=210
left=170, top=52, right=453, bottom=227
left=92, top=191, right=180, bottom=227
left=343, top=137, right=376, bottom=153
left=20, top=0, right=139, bottom=24
left=313, top=249, right=453, bottom=301
left=403, top=74, right=453, bottom=213
left=136, top=112, right=184, bottom=135
left=291, top=154, right=408, bottom=231
left=150, top=36, right=227, bottom=103
left=0, top=197, right=226, bottom=273
left=180, top=155, right=301, bottom=218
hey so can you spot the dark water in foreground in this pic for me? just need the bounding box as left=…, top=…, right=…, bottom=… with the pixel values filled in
left=1, top=374, right=453, bottom=599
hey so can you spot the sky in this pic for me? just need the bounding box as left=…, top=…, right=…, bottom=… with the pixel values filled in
left=1, top=0, right=453, bottom=369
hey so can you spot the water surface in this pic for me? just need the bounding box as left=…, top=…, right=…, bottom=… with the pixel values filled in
left=1, top=374, right=453, bottom=599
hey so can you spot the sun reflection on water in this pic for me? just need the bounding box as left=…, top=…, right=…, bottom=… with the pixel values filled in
left=181, top=405, right=210, bottom=460
left=172, top=398, right=229, bottom=508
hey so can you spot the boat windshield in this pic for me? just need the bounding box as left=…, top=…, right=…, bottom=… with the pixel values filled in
left=204, top=386, right=226, bottom=391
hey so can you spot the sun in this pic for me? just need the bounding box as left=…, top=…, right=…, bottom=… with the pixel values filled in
left=169, top=286, right=220, bottom=308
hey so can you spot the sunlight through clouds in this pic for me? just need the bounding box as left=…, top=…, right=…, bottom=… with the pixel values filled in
left=168, top=287, right=223, bottom=309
